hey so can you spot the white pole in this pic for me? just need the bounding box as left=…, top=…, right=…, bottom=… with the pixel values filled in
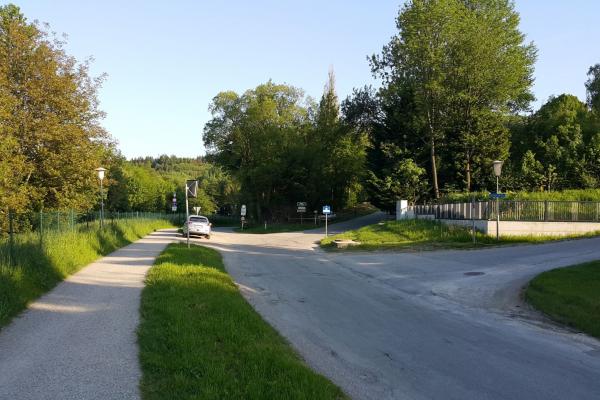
left=100, top=179, right=104, bottom=229
left=185, top=183, right=190, bottom=248
left=325, top=213, right=328, bottom=237
left=496, top=176, right=500, bottom=241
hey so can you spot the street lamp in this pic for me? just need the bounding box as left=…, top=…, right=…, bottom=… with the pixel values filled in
left=95, top=167, right=107, bottom=228
left=492, top=160, right=503, bottom=240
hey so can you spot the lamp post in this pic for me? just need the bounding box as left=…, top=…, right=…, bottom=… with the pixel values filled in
left=95, top=167, right=107, bottom=228
left=492, top=160, right=503, bottom=240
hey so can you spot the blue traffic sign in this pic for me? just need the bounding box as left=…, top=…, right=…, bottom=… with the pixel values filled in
left=489, top=193, right=506, bottom=199
left=322, top=205, right=331, bottom=214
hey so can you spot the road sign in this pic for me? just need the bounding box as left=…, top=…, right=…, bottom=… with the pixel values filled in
left=186, top=180, right=198, bottom=198
left=297, top=201, right=307, bottom=213
left=323, top=205, right=331, bottom=214
left=193, top=206, right=201, bottom=215
left=241, top=204, right=247, bottom=216
left=489, top=193, right=506, bottom=199
left=171, top=205, right=177, bottom=212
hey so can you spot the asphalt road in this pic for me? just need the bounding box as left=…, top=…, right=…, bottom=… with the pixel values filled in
left=0, top=230, right=174, bottom=400
left=196, top=213, right=600, bottom=400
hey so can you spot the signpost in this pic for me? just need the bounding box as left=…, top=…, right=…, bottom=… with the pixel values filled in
left=297, top=201, right=307, bottom=224
left=171, top=193, right=177, bottom=212
left=323, top=205, right=331, bottom=237
left=185, top=180, right=198, bottom=248
left=241, top=204, right=247, bottom=230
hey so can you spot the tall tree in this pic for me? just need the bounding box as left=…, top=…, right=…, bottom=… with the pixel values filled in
left=203, top=81, right=310, bottom=220
left=0, top=4, right=109, bottom=212
left=370, top=0, right=536, bottom=196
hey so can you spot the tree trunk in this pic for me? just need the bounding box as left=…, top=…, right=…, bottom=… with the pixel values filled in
left=466, top=157, right=471, bottom=193
left=430, top=136, right=440, bottom=199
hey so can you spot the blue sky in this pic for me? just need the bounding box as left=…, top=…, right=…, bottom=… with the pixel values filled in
left=12, top=1, right=600, bottom=159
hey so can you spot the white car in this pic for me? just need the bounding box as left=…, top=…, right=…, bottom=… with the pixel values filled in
left=182, top=215, right=212, bottom=239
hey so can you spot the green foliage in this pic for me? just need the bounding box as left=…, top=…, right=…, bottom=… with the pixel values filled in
left=586, top=64, right=600, bottom=113
left=366, top=0, right=536, bottom=198
left=0, top=218, right=173, bottom=328
left=138, top=243, right=347, bottom=399
left=203, top=76, right=367, bottom=221
left=106, top=155, right=236, bottom=214
left=0, top=4, right=110, bottom=213
left=441, top=189, right=600, bottom=203
left=511, top=94, right=599, bottom=190
left=367, top=154, right=427, bottom=211
left=526, top=260, right=600, bottom=339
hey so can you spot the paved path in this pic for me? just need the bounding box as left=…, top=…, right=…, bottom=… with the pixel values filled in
left=196, top=215, right=600, bottom=400
left=0, top=230, right=175, bottom=400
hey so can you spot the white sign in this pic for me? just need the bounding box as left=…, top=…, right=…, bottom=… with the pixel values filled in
left=186, top=180, right=198, bottom=198
left=171, top=205, right=177, bottom=212
left=297, top=207, right=306, bottom=213
left=323, top=205, right=331, bottom=214
left=193, top=206, right=201, bottom=215
left=297, top=202, right=307, bottom=207
left=241, top=204, right=247, bottom=216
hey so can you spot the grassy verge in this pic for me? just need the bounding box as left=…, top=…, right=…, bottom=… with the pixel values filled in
left=138, top=243, right=346, bottom=400
left=526, top=261, right=600, bottom=339
left=320, top=219, right=596, bottom=251
left=0, top=218, right=173, bottom=329
left=235, top=203, right=378, bottom=234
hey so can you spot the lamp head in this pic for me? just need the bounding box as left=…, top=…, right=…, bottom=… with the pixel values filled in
left=95, top=167, right=107, bottom=181
left=492, top=160, right=503, bottom=177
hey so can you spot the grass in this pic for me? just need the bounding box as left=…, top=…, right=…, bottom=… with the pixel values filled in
left=526, top=260, right=600, bottom=339
left=0, top=218, right=173, bottom=329
left=235, top=203, right=378, bottom=234
left=137, top=243, right=346, bottom=400
left=320, top=219, right=596, bottom=251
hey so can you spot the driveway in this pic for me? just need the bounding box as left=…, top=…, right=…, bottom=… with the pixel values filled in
left=196, top=213, right=600, bottom=400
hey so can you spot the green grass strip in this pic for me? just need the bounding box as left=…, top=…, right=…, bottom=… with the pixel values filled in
left=320, top=219, right=599, bottom=251
left=138, top=243, right=346, bottom=400
left=0, top=219, right=173, bottom=329
left=526, top=260, right=600, bottom=338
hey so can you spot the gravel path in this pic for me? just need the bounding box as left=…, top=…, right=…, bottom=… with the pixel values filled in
left=0, top=230, right=175, bottom=400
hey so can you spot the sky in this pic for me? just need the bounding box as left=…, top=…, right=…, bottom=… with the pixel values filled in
left=11, top=1, right=600, bottom=159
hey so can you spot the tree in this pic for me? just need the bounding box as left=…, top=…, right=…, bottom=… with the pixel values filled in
left=0, top=4, right=109, bottom=212
left=586, top=64, right=600, bottom=113
left=204, top=81, right=310, bottom=220
left=524, top=94, right=591, bottom=189
left=309, top=70, right=367, bottom=210
left=370, top=0, right=536, bottom=196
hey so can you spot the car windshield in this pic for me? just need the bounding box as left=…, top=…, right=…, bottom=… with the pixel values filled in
left=189, top=216, right=208, bottom=224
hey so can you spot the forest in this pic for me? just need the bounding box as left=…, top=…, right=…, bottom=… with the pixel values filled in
left=1, top=1, right=600, bottom=224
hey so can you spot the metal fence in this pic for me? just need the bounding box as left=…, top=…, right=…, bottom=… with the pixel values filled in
left=0, top=210, right=185, bottom=267
left=411, top=200, right=600, bottom=222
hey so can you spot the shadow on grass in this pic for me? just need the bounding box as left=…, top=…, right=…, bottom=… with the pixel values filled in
left=138, top=243, right=347, bottom=400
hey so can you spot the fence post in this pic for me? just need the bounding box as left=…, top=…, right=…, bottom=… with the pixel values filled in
left=8, top=210, right=15, bottom=266
left=544, top=201, right=548, bottom=222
